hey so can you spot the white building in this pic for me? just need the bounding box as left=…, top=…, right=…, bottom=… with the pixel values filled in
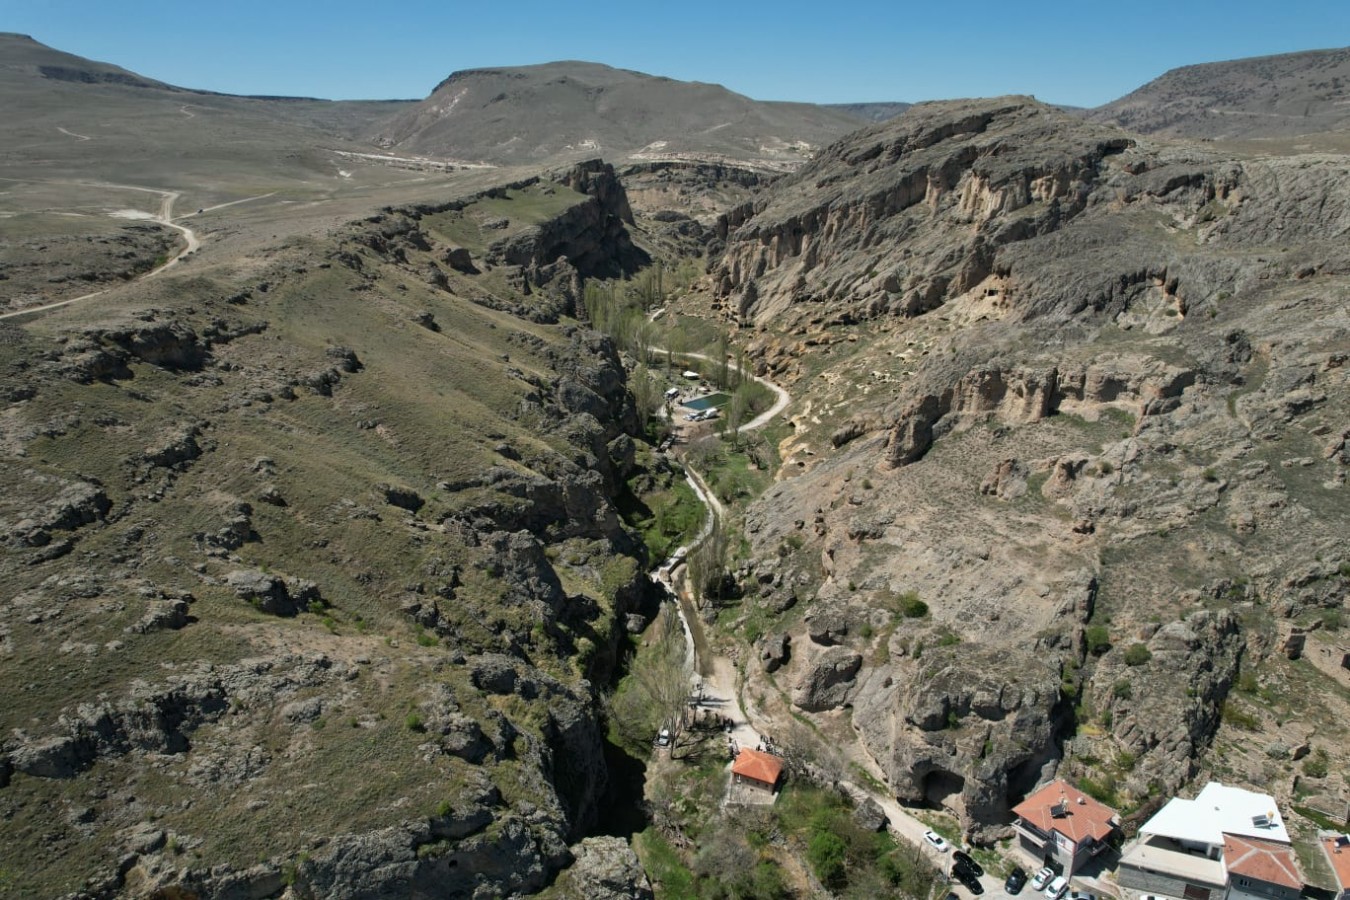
left=1118, top=783, right=1302, bottom=900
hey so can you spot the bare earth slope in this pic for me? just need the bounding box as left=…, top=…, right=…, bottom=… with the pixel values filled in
left=1090, top=46, right=1350, bottom=139
left=687, top=97, right=1350, bottom=843
left=374, top=60, right=866, bottom=170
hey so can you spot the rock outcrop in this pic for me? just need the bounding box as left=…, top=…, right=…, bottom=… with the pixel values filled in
left=706, top=96, right=1350, bottom=837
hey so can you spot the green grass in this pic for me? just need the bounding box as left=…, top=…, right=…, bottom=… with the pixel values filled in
left=634, top=829, right=698, bottom=897
left=421, top=182, right=586, bottom=252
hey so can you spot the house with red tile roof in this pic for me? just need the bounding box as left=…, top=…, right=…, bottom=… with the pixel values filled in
left=1118, top=782, right=1304, bottom=900
left=1321, top=834, right=1350, bottom=900
left=1011, top=779, right=1121, bottom=876
left=1224, top=834, right=1302, bottom=900
left=731, top=748, right=783, bottom=793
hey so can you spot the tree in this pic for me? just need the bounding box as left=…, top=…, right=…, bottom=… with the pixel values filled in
left=715, top=332, right=730, bottom=389
left=688, top=516, right=735, bottom=608
left=629, top=364, right=662, bottom=436
left=607, top=610, right=694, bottom=754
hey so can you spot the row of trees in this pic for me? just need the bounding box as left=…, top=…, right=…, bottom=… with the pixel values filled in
left=606, top=609, right=694, bottom=756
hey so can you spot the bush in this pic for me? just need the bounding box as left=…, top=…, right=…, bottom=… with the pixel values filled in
left=1085, top=625, right=1111, bottom=655
left=405, top=713, right=425, bottom=732
left=1112, top=679, right=1133, bottom=700
left=1302, top=749, right=1329, bottom=779
left=1220, top=700, right=1260, bottom=731
left=1123, top=643, right=1152, bottom=666
left=899, top=592, right=929, bottom=619
left=806, top=831, right=848, bottom=888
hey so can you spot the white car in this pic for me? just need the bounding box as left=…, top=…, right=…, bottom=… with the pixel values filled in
left=923, top=830, right=950, bottom=852
left=1044, top=876, right=1069, bottom=900
left=1030, top=868, right=1055, bottom=891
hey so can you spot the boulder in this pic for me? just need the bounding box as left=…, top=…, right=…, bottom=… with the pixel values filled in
left=853, top=797, right=889, bottom=832
left=761, top=633, right=791, bottom=673
left=792, top=648, right=863, bottom=711
left=225, top=569, right=296, bottom=616
left=550, top=836, right=654, bottom=900
left=806, top=607, right=850, bottom=645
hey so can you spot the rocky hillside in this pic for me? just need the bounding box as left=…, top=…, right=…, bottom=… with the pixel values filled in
left=373, top=61, right=866, bottom=170
left=0, top=161, right=664, bottom=898
left=688, top=97, right=1350, bottom=839
left=1090, top=46, right=1350, bottom=139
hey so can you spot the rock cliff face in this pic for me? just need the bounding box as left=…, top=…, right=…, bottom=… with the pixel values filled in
left=0, top=168, right=660, bottom=898
left=701, top=97, right=1350, bottom=835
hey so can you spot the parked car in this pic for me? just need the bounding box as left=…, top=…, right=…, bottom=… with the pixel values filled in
left=955, top=869, right=984, bottom=895
left=1043, top=875, right=1069, bottom=900
left=923, top=830, right=950, bottom=853
left=655, top=728, right=671, bottom=748
left=1005, top=866, right=1028, bottom=894
left=1030, top=867, right=1055, bottom=892
left=1069, top=891, right=1096, bottom=900
left=953, top=851, right=984, bottom=878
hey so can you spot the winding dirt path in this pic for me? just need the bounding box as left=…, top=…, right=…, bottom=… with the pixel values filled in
left=650, top=344, right=1008, bottom=886
left=0, top=182, right=199, bottom=321
left=653, top=347, right=790, bottom=755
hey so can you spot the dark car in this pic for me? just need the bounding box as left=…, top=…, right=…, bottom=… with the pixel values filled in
left=953, top=851, right=985, bottom=878
left=1006, top=867, right=1028, bottom=894
left=955, top=869, right=985, bottom=895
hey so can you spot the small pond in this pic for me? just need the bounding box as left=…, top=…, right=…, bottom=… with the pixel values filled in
left=684, top=392, right=730, bottom=411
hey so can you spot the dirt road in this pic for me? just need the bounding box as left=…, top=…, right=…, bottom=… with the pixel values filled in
left=0, top=182, right=198, bottom=320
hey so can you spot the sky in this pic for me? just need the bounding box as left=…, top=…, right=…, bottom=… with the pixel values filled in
left=3, top=0, right=1348, bottom=108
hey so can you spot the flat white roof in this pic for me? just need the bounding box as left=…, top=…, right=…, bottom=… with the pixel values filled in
left=1121, top=839, right=1228, bottom=887
left=1140, top=782, right=1289, bottom=846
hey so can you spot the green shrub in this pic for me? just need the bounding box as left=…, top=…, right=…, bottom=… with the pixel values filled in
left=405, top=713, right=425, bottom=733
left=806, top=831, right=848, bottom=888
left=1079, top=774, right=1118, bottom=806
left=1085, top=625, right=1111, bottom=655
left=1220, top=701, right=1260, bottom=731
left=1112, top=679, right=1132, bottom=700
left=1123, top=643, right=1152, bottom=666
left=1302, top=749, right=1329, bottom=779
left=899, top=591, right=929, bottom=619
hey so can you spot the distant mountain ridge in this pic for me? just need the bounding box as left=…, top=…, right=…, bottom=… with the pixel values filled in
left=826, top=101, right=913, bottom=122
left=374, top=60, right=868, bottom=170
left=1091, top=46, right=1350, bottom=139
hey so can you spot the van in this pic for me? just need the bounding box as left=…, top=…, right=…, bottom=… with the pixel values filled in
left=1043, top=876, right=1069, bottom=900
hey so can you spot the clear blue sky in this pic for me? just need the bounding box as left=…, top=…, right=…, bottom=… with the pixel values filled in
left=3, top=0, right=1348, bottom=107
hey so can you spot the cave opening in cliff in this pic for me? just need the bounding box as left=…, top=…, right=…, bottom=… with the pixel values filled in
left=922, top=769, right=966, bottom=815
left=1006, top=756, right=1051, bottom=808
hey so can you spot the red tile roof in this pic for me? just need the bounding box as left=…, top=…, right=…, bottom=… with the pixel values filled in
left=1012, top=779, right=1119, bottom=846
left=731, top=749, right=783, bottom=786
left=1320, top=835, right=1350, bottom=891
left=1223, top=833, right=1302, bottom=890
